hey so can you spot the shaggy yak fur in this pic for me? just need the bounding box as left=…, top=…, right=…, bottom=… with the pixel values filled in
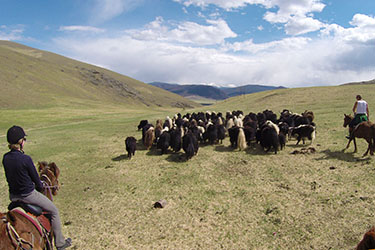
left=137, top=120, right=148, bottom=130
left=291, top=124, right=316, bottom=145
left=169, top=127, right=183, bottom=152
left=142, top=123, right=153, bottom=144
left=144, top=127, right=155, bottom=150
left=125, top=136, right=137, bottom=159
left=157, top=131, right=170, bottom=155
left=259, top=124, right=279, bottom=154
left=183, top=131, right=198, bottom=160
left=206, top=123, right=218, bottom=145
left=228, top=126, right=239, bottom=148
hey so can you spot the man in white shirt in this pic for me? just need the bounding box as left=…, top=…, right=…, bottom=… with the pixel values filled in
left=346, top=95, right=369, bottom=139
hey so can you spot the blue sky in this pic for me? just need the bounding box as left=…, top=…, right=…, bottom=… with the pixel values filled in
left=1, top=0, right=375, bottom=88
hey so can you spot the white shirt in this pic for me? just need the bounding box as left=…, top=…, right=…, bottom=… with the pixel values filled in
left=356, top=100, right=368, bottom=114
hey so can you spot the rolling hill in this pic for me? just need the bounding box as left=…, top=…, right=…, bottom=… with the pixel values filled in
left=0, top=41, right=199, bottom=109
left=149, top=82, right=285, bottom=101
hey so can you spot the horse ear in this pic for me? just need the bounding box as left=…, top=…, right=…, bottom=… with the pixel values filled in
left=38, top=161, right=46, bottom=173
left=48, top=162, right=60, bottom=178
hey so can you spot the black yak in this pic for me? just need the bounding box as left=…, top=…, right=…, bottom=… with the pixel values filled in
left=125, top=136, right=137, bottom=159
left=183, top=131, right=198, bottom=160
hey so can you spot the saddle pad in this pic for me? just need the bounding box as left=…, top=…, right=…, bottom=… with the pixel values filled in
left=38, top=213, right=52, bottom=233
left=12, top=207, right=44, bottom=236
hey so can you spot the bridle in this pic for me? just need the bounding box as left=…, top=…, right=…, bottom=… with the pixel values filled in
left=1, top=216, right=34, bottom=250
left=40, top=169, right=59, bottom=201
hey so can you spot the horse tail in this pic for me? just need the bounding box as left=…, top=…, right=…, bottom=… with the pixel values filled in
left=237, top=127, right=247, bottom=151
left=371, top=124, right=375, bottom=151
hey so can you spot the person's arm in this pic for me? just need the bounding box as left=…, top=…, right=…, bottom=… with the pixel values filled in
left=25, top=156, right=43, bottom=192
left=353, top=101, right=358, bottom=114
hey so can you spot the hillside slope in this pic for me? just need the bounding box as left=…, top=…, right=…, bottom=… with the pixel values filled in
left=0, top=41, right=198, bottom=109
left=220, top=84, right=285, bottom=97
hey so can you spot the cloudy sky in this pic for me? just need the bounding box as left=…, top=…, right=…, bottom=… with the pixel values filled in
left=1, top=0, right=375, bottom=88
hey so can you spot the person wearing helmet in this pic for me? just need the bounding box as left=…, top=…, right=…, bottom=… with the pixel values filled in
left=2, top=125, right=72, bottom=250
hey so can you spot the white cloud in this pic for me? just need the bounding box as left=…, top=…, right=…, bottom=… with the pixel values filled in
left=0, top=25, right=25, bottom=40
left=224, top=36, right=311, bottom=53
left=59, top=26, right=105, bottom=33
left=127, top=17, right=237, bottom=46
left=321, top=14, right=375, bottom=44
left=284, top=16, right=325, bottom=35
left=176, top=0, right=326, bottom=35
left=51, top=13, right=375, bottom=88
left=90, top=0, right=145, bottom=23
left=173, top=0, right=274, bottom=10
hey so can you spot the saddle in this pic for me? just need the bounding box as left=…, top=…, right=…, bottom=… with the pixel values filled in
left=8, top=201, right=53, bottom=241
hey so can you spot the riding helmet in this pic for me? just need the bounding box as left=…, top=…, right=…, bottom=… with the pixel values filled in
left=6, top=125, right=27, bottom=144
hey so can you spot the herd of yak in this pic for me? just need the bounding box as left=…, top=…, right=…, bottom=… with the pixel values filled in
left=125, top=109, right=316, bottom=160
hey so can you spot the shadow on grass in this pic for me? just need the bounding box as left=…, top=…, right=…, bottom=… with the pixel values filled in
left=214, top=143, right=274, bottom=155
left=146, top=148, right=163, bottom=156
left=112, top=154, right=128, bottom=161
left=315, top=149, right=372, bottom=162
left=214, top=145, right=235, bottom=152
left=165, top=152, right=187, bottom=162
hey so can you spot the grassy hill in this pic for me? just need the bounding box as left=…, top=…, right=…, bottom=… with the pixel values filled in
left=0, top=40, right=198, bottom=109
left=1, top=43, right=375, bottom=249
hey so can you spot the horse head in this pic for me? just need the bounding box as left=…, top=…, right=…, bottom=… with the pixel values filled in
left=38, top=161, right=60, bottom=199
left=343, top=114, right=353, bottom=127
left=356, top=226, right=375, bottom=250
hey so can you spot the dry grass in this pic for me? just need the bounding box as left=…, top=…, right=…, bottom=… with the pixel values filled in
left=1, top=84, right=375, bottom=249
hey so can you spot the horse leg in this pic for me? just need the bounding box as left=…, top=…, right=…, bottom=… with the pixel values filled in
left=363, top=145, right=370, bottom=157
left=353, top=137, right=357, bottom=153
left=344, top=138, right=352, bottom=150
left=365, top=138, right=374, bottom=156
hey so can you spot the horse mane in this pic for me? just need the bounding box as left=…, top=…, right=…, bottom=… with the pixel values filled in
left=356, top=227, right=375, bottom=250
left=38, top=161, right=60, bottom=179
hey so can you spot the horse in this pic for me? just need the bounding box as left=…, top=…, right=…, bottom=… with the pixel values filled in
left=343, top=114, right=375, bottom=157
left=356, top=226, right=375, bottom=250
left=38, top=161, right=60, bottom=201
left=0, top=161, right=60, bottom=250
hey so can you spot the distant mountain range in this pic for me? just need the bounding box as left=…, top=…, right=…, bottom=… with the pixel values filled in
left=149, top=82, right=286, bottom=101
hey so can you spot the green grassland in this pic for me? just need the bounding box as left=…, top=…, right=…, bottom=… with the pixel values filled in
left=1, top=83, right=375, bottom=249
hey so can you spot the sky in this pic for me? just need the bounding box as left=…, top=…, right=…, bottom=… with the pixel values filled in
left=1, top=0, right=375, bottom=88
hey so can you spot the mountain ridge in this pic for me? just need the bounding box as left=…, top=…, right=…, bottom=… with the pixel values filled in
left=149, top=82, right=286, bottom=101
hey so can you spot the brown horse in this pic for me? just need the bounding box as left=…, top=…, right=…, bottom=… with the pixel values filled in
left=0, top=210, right=45, bottom=250
left=0, top=161, right=60, bottom=250
left=356, top=226, right=375, bottom=250
left=343, top=114, right=375, bottom=157
left=38, top=161, right=60, bottom=201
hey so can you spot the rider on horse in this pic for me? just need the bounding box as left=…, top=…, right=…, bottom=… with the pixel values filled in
left=346, top=95, right=369, bottom=139
left=2, top=125, right=72, bottom=250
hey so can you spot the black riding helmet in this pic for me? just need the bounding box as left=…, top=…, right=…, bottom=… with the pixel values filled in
left=7, top=125, right=27, bottom=144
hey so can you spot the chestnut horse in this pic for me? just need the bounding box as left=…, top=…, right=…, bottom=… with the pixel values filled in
left=343, top=114, right=375, bottom=157
left=0, top=161, right=60, bottom=250
left=356, top=226, right=375, bottom=250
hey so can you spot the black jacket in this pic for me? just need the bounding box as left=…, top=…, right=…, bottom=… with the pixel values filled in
left=2, top=149, right=43, bottom=196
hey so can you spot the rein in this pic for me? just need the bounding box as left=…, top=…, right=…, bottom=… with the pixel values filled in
left=40, top=171, right=59, bottom=201
left=2, top=217, right=34, bottom=250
